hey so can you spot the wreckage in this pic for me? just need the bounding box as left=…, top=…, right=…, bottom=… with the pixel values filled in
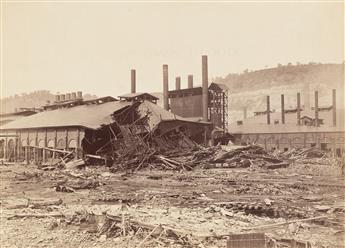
left=0, top=93, right=218, bottom=167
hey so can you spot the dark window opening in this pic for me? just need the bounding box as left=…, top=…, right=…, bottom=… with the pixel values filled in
left=320, top=143, right=327, bottom=151
left=284, top=148, right=289, bottom=152
left=336, top=148, right=341, bottom=158
left=311, top=143, right=316, bottom=147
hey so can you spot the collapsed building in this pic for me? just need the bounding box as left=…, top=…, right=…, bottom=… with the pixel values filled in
left=0, top=55, right=231, bottom=163
left=0, top=90, right=211, bottom=163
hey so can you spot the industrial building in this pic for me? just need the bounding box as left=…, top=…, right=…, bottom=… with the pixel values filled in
left=230, top=90, right=345, bottom=156
left=1, top=54, right=343, bottom=162
left=0, top=76, right=212, bottom=162
left=162, top=55, right=229, bottom=131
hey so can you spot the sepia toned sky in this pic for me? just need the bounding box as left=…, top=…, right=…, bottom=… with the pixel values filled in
left=1, top=1, right=344, bottom=98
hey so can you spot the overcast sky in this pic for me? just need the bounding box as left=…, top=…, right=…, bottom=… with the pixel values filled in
left=1, top=1, right=344, bottom=98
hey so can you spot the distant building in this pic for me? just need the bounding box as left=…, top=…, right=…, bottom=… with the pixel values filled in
left=231, top=90, right=345, bottom=157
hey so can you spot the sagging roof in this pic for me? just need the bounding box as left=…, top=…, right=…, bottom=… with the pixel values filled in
left=118, top=93, right=159, bottom=101
left=83, top=96, right=117, bottom=104
left=0, top=110, right=38, bottom=117
left=1, top=101, right=131, bottom=130
left=0, top=99, right=211, bottom=132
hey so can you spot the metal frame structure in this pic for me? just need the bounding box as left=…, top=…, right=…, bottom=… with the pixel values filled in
left=208, top=83, right=229, bottom=131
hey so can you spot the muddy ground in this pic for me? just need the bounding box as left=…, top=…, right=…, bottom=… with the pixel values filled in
left=0, top=160, right=344, bottom=248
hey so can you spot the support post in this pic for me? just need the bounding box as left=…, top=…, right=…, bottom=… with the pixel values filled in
left=266, top=96, right=270, bottom=125
left=315, top=91, right=319, bottom=127
left=281, top=94, right=285, bottom=124
left=332, top=89, right=336, bottom=126
left=163, top=65, right=169, bottom=111
left=297, top=92, right=301, bottom=125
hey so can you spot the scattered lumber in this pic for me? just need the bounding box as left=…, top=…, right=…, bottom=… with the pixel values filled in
left=7, top=212, right=64, bottom=220
left=243, top=215, right=328, bottom=230
left=29, top=198, right=63, bottom=208
left=65, top=159, right=85, bottom=170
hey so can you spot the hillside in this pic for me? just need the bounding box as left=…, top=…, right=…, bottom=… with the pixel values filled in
left=0, top=91, right=98, bottom=114
left=215, top=63, right=344, bottom=122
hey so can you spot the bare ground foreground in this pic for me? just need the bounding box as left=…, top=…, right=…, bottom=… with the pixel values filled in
left=0, top=158, right=344, bottom=248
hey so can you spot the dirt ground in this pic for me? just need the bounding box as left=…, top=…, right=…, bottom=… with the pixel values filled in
left=0, top=160, right=344, bottom=248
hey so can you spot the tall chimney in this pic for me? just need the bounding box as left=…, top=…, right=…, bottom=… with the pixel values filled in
left=202, top=55, right=209, bottom=122
left=297, top=92, right=301, bottom=125
left=188, top=75, right=193, bottom=88
left=66, top=93, right=71, bottom=101
left=71, top=92, right=77, bottom=100
left=131, top=69, right=136, bottom=94
left=332, top=89, right=336, bottom=126
left=55, top=94, right=60, bottom=102
left=243, top=107, right=247, bottom=120
left=60, top=94, right=65, bottom=101
left=175, top=77, right=181, bottom=90
left=281, top=94, right=285, bottom=124
left=163, top=65, right=169, bottom=111
left=315, top=91, right=319, bottom=127
left=77, top=91, right=83, bottom=99
left=266, top=95, right=270, bottom=124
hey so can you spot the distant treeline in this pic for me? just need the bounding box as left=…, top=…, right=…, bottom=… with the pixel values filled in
left=1, top=90, right=97, bottom=114
left=215, top=63, right=344, bottom=92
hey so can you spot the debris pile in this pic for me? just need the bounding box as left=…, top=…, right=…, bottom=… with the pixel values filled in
left=277, top=147, right=329, bottom=160
left=277, top=147, right=341, bottom=166
left=206, top=145, right=289, bottom=169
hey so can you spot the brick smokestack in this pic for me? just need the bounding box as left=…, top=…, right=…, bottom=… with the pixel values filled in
left=202, top=55, right=209, bottom=122
left=281, top=94, right=285, bottom=124
left=131, top=69, right=136, bottom=94
left=266, top=95, right=270, bottom=124
left=175, top=77, right=181, bottom=90
left=60, top=94, right=65, bottom=101
left=332, top=89, right=336, bottom=126
left=71, top=92, right=77, bottom=100
left=297, top=92, right=301, bottom=125
left=188, top=75, right=193, bottom=88
left=163, top=65, right=169, bottom=111
left=77, top=91, right=83, bottom=99
left=66, top=93, right=71, bottom=101
left=55, top=94, right=60, bottom=102
left=315, top=91, right=319, bottom=127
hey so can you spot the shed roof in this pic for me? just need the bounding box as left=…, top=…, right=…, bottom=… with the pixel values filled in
left=118, top=93, right=159, bottom=101
left=1, top=101, right=131, bottom=130
left=83, top=96, right=117, bottom=104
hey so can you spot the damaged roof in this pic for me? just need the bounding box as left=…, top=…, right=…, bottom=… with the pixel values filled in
left=1, top=101, right=131, bottom=130
left=0, top=100, right=210, bottom=131
left=137, top=101, right=211, bottom=130
left=118, top=93, right=159, bottom=101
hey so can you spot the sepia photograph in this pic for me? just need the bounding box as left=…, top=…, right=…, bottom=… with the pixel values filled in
left=0, top=1, right=344, bottom=247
